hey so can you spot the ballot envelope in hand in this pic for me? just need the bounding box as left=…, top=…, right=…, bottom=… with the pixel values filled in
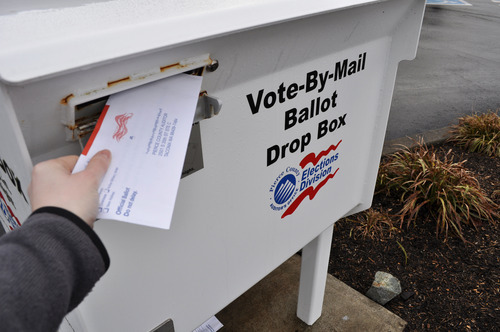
left=73, top=74, right=203, bottom=229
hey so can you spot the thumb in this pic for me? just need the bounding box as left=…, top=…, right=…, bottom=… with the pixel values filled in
left=84, top=149, right=112, bottom=183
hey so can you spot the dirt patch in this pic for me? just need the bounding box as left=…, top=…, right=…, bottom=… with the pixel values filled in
left=328, top=142, right=499, bottom=331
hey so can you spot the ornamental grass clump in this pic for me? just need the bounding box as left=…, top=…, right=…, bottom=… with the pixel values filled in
left=377, top=142, right=498, bottom=242
left=349, top=208, right=398, bottom=240
left=448, top=110, right=500, bottom=157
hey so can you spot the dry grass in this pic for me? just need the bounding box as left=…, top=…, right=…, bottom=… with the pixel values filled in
left=348, top=208, right=399, bottom=240
left=448, top=110, right=500, bottom=157
left=377, top=141, right=498, bottom=242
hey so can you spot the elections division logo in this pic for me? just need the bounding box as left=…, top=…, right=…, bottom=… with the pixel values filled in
left=274, top=174, right=297, bottom=204
left=269, top=168, right=300, bottom=213
left=113, top=113, right=134, bottom=142
left=269, top=140, right=341, bottom=218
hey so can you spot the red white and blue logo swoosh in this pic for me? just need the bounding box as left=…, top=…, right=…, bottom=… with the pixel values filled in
left=113, top=113, right=134, bottom=142
left=269, top=140, right=341, bottom=218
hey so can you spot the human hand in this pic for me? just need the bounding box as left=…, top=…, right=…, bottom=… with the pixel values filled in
left=28, top=150, right=111, bottom=228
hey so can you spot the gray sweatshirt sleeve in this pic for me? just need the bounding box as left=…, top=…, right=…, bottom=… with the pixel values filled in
left=0, top=207, right=110, bottom=332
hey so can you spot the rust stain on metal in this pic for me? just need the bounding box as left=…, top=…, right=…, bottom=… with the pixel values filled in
left=107, top=76, right=131, bottom=87
left=160, top=62, right=181, bottom=72
left=76, top=128, right=95, bottom=139
left=60, top=94, right=75, bottom=105
left=66, top=113, right=100, bottom=135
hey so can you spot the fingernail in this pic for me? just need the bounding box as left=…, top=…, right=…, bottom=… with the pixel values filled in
left=98, top=149, right=111, bottom=160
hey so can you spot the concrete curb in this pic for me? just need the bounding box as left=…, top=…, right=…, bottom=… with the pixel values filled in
left=382, top=127, right=451, bottom=156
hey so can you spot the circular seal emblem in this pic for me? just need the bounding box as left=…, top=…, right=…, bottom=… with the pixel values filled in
left=274, top=174, right=296, bottom=204
left=269, top=167, right=300, bottom=212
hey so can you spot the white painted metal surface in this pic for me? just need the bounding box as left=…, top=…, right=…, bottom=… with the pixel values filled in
left=0, top=86, right=32, bottom=232
left=1, top=0, right=379, bottom=84
left=297, top=224, right=334, bottom=324
left=0, top=0, right=425, bottom=331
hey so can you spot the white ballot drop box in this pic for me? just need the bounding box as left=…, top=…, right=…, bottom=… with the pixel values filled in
left=0, top=0, right=425, bottom=331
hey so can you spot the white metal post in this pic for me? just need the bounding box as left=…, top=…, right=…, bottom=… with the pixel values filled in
left=296, top=224, right=334, bottom=325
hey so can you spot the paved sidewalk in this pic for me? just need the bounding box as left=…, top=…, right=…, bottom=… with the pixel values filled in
left=216, top=255, right=406, bottom=332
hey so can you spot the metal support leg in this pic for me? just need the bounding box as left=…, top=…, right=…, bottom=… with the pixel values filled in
left=296, top=224, right=334, bottom=325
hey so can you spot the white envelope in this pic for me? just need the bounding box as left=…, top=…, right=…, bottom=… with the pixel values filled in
left=73, top=74, right=203, bottom=229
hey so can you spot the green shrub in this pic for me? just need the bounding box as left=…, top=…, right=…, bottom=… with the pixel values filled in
left=377, top=141, right=498, bottom=242
left=448, top=111, right=500, bottom=157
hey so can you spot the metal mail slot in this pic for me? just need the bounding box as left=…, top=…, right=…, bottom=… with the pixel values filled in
left=61, top=55, right=221, bottom=144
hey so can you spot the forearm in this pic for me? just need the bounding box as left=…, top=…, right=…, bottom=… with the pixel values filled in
left=0, top=207, right=109, bottom=332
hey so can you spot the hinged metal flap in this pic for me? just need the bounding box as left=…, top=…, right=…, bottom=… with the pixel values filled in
left=194, top=94, right=223, bottom=123
left=66, top=93, right=222, bottom=142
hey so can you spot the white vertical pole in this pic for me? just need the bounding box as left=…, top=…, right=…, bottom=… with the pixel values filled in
left=296, top=224, right=334, bottom=325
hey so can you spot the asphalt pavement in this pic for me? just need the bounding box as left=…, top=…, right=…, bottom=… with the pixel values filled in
left=385, top=0, right=500, bottom=141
